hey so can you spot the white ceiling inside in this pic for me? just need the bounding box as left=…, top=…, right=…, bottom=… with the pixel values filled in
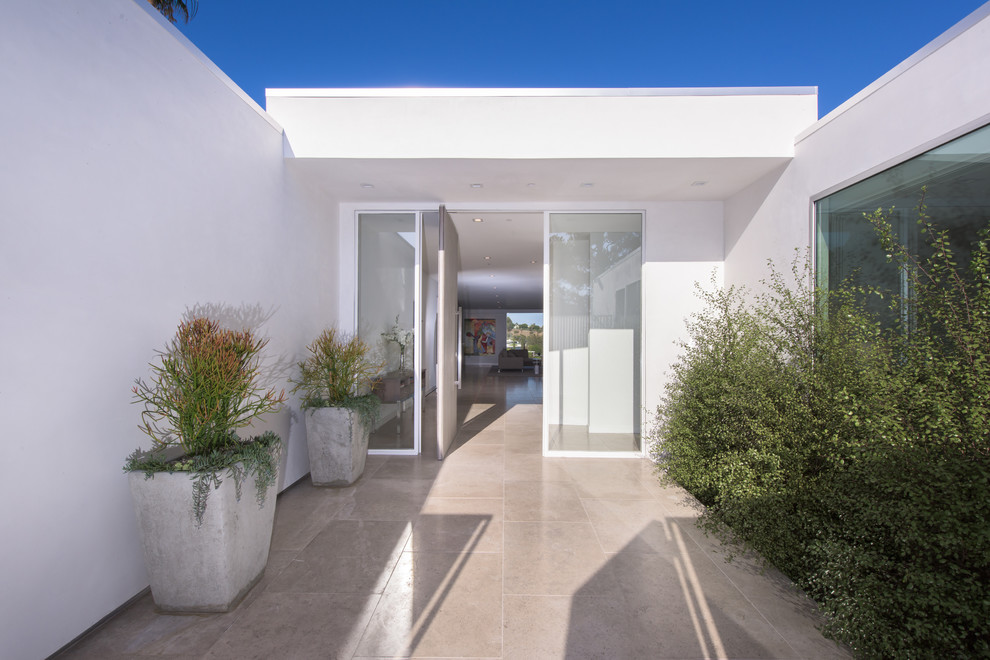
left=449, top=211, right=543, bottom=310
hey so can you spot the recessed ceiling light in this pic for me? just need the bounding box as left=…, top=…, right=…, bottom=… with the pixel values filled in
left=580, top=182, right=594, bottom=188
left=473, top=217, right=484, bottom=223
left=490, top=274, right=494, bottom=278
left=531, top=260, right=537, bottom=264
left=360, top=183, right=375, bottom=189
left=470, top=183, right=484, bottom=189
left=484, top=256, right=491, bottom=260
left=691, top=180, right=708, bottom=186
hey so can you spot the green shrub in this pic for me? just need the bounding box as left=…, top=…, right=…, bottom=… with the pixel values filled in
left=651, top=211, right=990, bottom=657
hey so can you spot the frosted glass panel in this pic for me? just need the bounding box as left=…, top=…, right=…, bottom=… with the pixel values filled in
left=547, top=213, right=642, bottom=453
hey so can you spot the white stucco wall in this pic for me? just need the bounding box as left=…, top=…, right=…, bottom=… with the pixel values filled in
left=268, top=89, right=817, bottom=160
left=725, top=3, right=990, bottom=289
left=0, top=3, right=335, bottom=658
left=641, top=202, right=724, bottom=436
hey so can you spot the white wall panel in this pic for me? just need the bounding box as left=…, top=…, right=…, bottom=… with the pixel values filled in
left=0, top=2, right=334, bottom=658
left=588, top=329, right=634, bottom=433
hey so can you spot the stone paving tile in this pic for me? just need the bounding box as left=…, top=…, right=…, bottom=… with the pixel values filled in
left=53, top=368, right=848, bottom=659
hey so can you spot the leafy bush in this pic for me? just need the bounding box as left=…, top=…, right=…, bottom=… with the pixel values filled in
left=127, top=317, right=286, bottom=525
left=651, top=211, right=990, bottom=657
left=292, top=327, right=382, bottom=427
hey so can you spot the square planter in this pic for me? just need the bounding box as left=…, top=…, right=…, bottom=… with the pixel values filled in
left=128, top=467, right=277, bottom=612
left=305, top=406, right=369, bottom=486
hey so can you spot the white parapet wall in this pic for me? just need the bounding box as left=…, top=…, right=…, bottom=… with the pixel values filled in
left=0, top=2, right=337, bottom=658
left=268, top=87, right=818, bottom=160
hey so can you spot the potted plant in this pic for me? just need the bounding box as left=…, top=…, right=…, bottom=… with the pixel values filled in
left=125, top=317, right=286, bottom=612
left=293, top=327, right=381, bottom=486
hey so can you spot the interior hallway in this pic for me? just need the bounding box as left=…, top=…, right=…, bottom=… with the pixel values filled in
left=56, top=367, right=848, bottom=659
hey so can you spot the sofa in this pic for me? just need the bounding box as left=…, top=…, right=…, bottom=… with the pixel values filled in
left=498, top=348, right=533, bottom=372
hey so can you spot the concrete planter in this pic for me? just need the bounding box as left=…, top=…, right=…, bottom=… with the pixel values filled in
left=304, top=406, right=369, bottom=486
left=128, top=466, right=277, bottom=612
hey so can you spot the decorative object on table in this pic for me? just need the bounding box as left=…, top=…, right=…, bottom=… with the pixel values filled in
left=125, top=316, right=286, bottom=612
left=381, top=315, right=414, bottom=374
left=292, top=327, right=382, bottom=486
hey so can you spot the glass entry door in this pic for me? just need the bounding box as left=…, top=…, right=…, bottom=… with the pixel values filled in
left=544, top=212, right=643, bottom=455
left=436, top=206, right=460, bottom=460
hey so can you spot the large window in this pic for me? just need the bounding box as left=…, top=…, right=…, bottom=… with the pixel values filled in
left=546, top=213, right=642, bottom=454
left=816, top=124, right=990, bottom=324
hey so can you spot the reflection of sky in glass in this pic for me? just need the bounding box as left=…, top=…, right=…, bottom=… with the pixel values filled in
left=507, top=312, right=543, bottom=327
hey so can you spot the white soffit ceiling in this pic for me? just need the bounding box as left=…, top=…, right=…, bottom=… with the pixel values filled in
left=285, top=156, right=790, bottom=204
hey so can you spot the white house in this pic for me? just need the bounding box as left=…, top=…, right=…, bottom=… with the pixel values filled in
left=2, top=1, right=988, bottom=657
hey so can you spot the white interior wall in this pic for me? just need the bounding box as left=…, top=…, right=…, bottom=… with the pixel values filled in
left=725, top=3, right=990, bottom=290
left=0, top=3, right=335, bottom=658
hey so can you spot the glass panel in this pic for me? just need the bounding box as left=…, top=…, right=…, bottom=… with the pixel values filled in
left=546, top=213, right=642, bottom=453
left=358, top=213, right=417, bottom=451
left=816, top=123, right=990, bottom=327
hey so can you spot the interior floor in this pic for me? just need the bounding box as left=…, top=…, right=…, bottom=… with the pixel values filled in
left=55, top=366, right=847, bottom=659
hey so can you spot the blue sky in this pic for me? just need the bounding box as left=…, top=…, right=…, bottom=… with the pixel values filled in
left=508, top=312, right=543, bottom=327
left=176, top=1, right=986, bottom=117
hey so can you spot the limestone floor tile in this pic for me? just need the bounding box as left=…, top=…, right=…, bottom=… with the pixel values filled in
left=427, top=471, right=504, bottom=498
left=334, top=478, right=434, bottom=521
left=355, top=551, right=502, bottom=658
left=267, top=520, right=411, bottom=595
left=503, top=594, right=631, bottom=660
left=269, top=480, right=351, bottom=552
left=408, top=497, right=503, bottom=553
left=502, top=421, right=541, bottom=434
left=456, top=427, right=505, bottom=445
left=371, top=455, right=442, bottom=481
left=606, top=550, right=797, bottom=659
left=503, top=521, right=618, bottom=596
left=504, top=481, right=589, bottom=522
left=429, top=456, right=505, bottom=498
left=57, top=547, right=299, bottom=659
left=203, top=591, right=377, bottom=660
left=54, top=367, right=847, bottom=660
left=581, top=498, right=678, bottom=554
left=443, top=441, right=505, bottom=464
left=503, top=427, right=542, bottom=448
left=459, top=411, right=506, bottom=433
left=563, top=459, right=659, bottom=500
left=362, top=454, right=389, bottom=478
left=53, top=591, right=230, bottom=658
left=503, top=437, right=543, bottom=455
left=503, top=453, right=573, bottom=482
left=670, top=536, right=852, bottom=659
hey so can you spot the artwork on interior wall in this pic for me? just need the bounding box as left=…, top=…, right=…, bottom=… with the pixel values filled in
left=464, top=318, right=496, bottom=355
